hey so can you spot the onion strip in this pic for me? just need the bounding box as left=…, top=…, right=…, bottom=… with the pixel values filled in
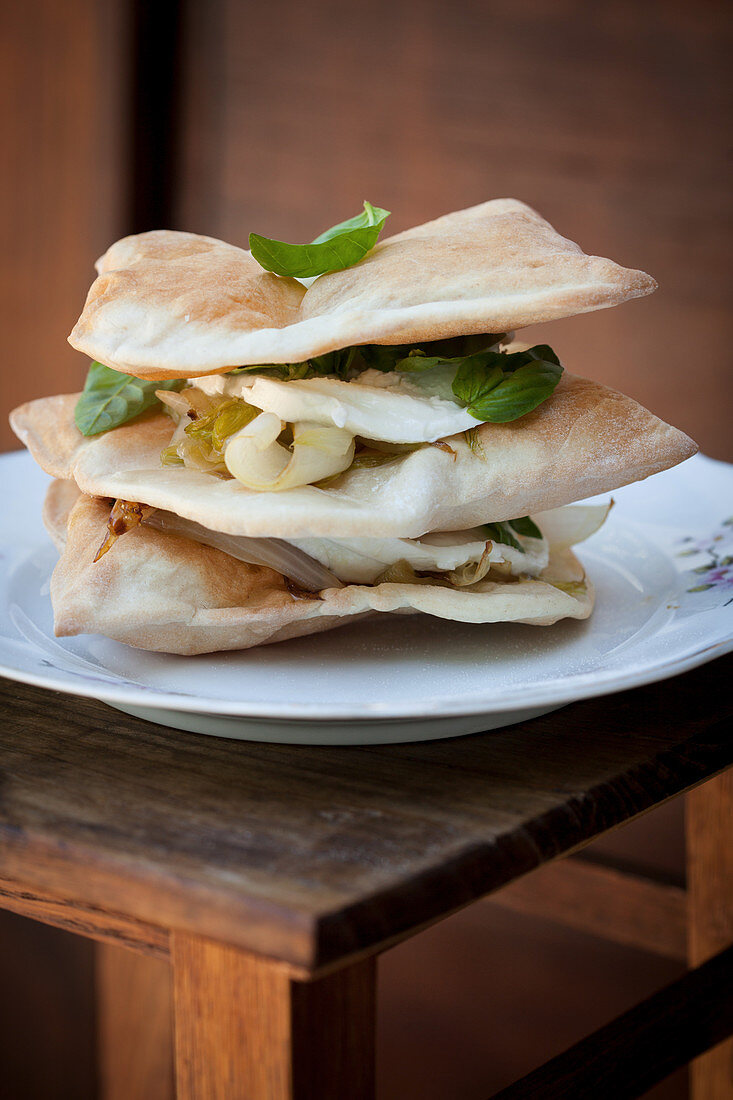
left=144, top=510, right=344, bottom=591
left=224, top=413, right=355, bottom=491
left=533, top=502, right=613, bottom=550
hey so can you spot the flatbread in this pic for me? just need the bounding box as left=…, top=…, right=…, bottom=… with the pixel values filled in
left=43, top=483, right=593, bottom=655
left=11, top=373, right=696, bottom=539
left=42, top=477, right=80, bottom=549
left=68, top=200, right=656, bottom=380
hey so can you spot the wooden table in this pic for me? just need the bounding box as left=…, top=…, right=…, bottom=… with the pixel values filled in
left=1, top=655, right=731, bottom=1099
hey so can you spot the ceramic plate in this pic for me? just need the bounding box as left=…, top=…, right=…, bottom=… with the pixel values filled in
left=1, top=451, right=731, bottom=744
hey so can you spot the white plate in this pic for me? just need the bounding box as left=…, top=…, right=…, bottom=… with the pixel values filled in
left=1, top=451, right=731, bottom=744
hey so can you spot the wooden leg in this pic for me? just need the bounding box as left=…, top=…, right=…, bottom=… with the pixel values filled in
left=95, top=942, right=174, bottom=1100
left=687, top=769, right=733, bottom=1099
left=171, top=932, right=376, bottom=1100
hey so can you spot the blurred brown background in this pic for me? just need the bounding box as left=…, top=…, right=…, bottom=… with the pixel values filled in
left=1, top=0, right=730, bottom=1097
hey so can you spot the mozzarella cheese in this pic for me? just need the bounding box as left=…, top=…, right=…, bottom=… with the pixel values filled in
left=288, top=528, right=549, bottom=584
left=195, top=370, right=478, bottom=443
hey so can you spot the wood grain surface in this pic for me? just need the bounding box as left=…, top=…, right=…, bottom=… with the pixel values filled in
left=0, top=657, right=730, bottom=972
left=172, top=933, right=375, bottom=1099
left=96, top=943, right=174, bottom=1100
left=687, top=769, right=733, bottom=1098
left=0, top=874, right=168, bottom=957
left=490, top=856, right=688, bottom=961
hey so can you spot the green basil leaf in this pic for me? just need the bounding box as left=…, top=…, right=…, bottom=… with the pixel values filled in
left=249, top=201, right=390, bottom=278
left=307, top=346, right=358, bottom=378
left=509, top=516, right=543, bottom=540
left=74, top=362, right=185, bottom=437
left=480, top=521, right=524, bottom=553
left=363, top=335, right=504, bottom=373
left=449, top=352, right=506, bottom=404
left=506, top=344, right=561, bottom=368
left=479, top=516, right=543, bottom=552
left=230, top=346, right=358, bottom=382
left=446, top=345, right=562, bottom=423
left=359, top=344, right=415, bottom=372
left=310, top=200, right=389, bottom=246
left=459, top=358, right=562, bottom=422
left=229, top=362, right=311, bottom=380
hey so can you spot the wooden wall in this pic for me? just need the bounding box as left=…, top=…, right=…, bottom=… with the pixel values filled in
left=176, top=0, right=732, bottom=460
left=0, top=0, right=128, bottom=451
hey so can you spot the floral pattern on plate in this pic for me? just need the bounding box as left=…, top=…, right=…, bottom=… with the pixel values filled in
left=676, top=517, right=733, bottom=608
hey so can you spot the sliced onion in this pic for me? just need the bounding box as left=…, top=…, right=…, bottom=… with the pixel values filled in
left=144, top=510, right=344, bottom=591
left=157, top=386, right=221, bottom=419
left=169, top=415, right=191, bottom=443
left=533, top=502, right=613, bottom=550
left=447, top=544, right=495, bottom=587
left=375, top=560, right=437, bottom=586
left=224, top=413, right=355, bottom=492
left=166, top=416, right=228, bottom=474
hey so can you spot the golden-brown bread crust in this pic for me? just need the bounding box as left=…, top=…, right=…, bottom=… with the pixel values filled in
left=69, top=230, right=307, bottom=379
left=302, top=199, right=657, bottom=335
left=67, top=201, right=657, bottom=380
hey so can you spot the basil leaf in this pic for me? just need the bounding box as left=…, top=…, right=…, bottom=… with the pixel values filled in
left=507, top=344, right=561, bottom=368
left=310, top=201, right=389, bottom=246
left=509, top=516, right=543, bottom=540
left=74, top=362, right=185, bottom=437
left=249, top=201, right=390, bottom=278
left=230, top=346, right=357, bottom=382
left=479, top=515, right=543, bottom=553
left=449, top=352, right=506, bottom=403
left=480, top=521, right=524, bottom=553
left=450, top=345, right=562, bottom=423
left=459, top=358, right=562, bottom=422
left=225, top=339, right=561, bottom=427
left=359, top=344, right=415, bottom=372
left=307, top=346, right=358, bottom=378
left=230, top=362, right=311, bottom=381
left=363, top=335, right=505, bottom=373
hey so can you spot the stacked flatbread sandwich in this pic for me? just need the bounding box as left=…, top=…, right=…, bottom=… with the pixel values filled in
left=10, top=199, right=696, bottom=654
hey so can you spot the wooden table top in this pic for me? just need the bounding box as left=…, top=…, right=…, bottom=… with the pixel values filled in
left=1, top=657, right=731, bottom=972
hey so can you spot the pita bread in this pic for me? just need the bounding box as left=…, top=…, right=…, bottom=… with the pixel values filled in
left=11, top=373, right=696, bottom=540
left=42, top=477, right=81, bottom=549
left=68, top=200, right=656, bottom=381
left=43, top=483, right=593, bottom=655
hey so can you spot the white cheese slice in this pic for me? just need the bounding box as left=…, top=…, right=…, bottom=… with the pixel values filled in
left=288, top=528, right=549, bottom=584
left=195, top=373, right=257, bottom=398
left=194, top=369, right=479, bottom=443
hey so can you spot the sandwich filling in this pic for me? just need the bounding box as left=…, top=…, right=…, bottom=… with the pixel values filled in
left=123, top=333, right=588, bottom=591
left=154, top=333, right=562, bottom=494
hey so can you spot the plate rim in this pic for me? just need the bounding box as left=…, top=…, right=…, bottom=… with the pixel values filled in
left=1, top=635, right=731, bottom=721
left=1, top=449, right=732, bottom=722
